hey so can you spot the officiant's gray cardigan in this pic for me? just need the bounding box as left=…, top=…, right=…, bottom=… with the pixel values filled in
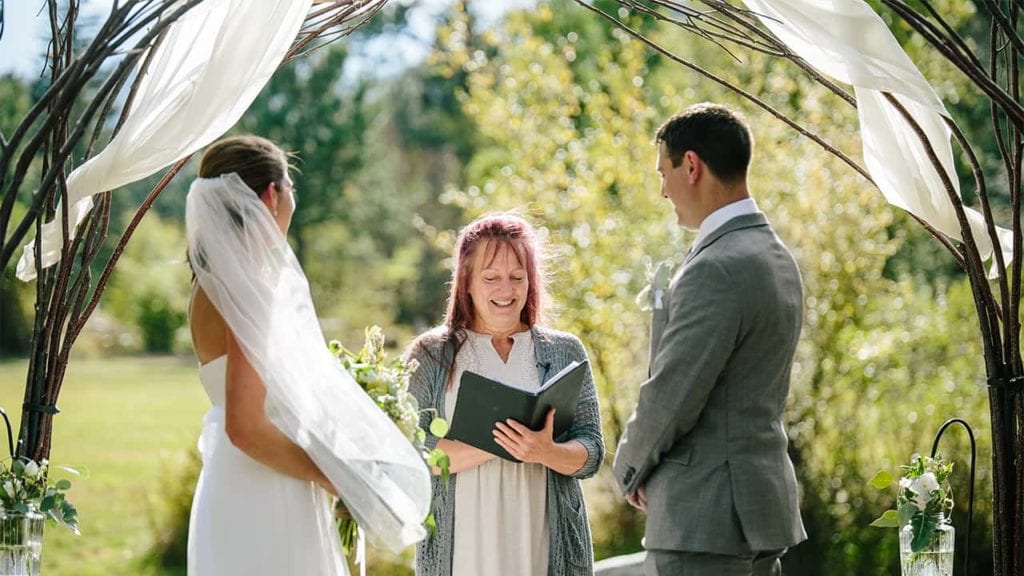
left=406, top=325, right=605, bottom=576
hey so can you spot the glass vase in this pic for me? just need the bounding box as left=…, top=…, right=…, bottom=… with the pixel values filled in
left=0, top=510, right=44, bottom=576
left=899, top=513, right=954, bottom=576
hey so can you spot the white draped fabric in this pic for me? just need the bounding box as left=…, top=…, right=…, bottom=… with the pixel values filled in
left=16, top=0, right=313, bottom=281
left=743, top=0, right=1013, bottom=274
left=186, top=174, right=431, bottom=552
left=19, top=0, right=1012, bottom=282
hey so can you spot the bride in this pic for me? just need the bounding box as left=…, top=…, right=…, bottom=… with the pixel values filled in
left=185, top=135, right=431, bottom=575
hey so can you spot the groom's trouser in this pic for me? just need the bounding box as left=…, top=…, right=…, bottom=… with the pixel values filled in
left=644, top=548, right=786, bottom=576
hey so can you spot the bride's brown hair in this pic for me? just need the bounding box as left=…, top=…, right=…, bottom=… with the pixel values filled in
left=188, top=136, right=290, bottom=278
left=198, top=135, right=290, bottom=195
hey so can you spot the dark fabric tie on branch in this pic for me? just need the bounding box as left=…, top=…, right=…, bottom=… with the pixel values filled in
left=22, top=403, right=60, bottom=415
left=987, top=375, right=1024, bottom=392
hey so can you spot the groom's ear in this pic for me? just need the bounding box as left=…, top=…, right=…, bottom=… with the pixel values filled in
left=683, top=150, right=702, bottom=184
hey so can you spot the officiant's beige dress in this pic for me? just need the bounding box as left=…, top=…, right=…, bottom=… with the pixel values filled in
left=445, top=329, right=549, bottom=576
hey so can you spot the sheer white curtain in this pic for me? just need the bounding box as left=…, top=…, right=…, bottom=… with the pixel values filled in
left=17, top=0, right=312, bottom=281
left=743, top=0, right=1013, bottom=274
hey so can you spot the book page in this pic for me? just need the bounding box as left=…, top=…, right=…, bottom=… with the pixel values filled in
left=538, top=360, right=582, bottom=392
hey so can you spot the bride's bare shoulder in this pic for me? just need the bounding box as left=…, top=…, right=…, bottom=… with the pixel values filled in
left=189, top=283, right=227, bottom=364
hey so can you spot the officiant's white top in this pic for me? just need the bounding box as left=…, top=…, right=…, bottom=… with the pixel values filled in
left=188, top=356, right=347, bottom=575
left=445, top=329, right=549, bottom=576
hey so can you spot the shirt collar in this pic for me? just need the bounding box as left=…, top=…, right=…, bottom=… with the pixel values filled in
left=694, top=198, right=760, bottom=248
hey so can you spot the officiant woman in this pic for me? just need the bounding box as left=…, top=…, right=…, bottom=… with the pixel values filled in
left=406, top=213, right=604, bottom=576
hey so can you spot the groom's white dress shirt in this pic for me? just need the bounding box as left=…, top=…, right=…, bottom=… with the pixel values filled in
left=693, top=197, right=761, bottom=250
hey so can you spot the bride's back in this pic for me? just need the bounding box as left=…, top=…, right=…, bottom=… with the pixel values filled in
left=190, top=285, right=227, bottom=365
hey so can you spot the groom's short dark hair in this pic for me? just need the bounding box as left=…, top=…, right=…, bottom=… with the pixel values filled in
left=656, top=103, right=752, bottom=182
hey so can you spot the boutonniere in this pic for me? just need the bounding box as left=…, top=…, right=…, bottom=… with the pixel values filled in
left=635, top=256, right=677, bottom=312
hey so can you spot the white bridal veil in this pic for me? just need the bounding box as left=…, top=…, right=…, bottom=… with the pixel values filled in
left=185, top=174, right=431, bottom=552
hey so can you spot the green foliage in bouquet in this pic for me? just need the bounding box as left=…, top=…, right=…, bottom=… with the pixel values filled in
left=328, top=326, right=450, bottom=556
left=0, top=458, right=79, bottom=535
left=869, top=454, right=954, bottom=552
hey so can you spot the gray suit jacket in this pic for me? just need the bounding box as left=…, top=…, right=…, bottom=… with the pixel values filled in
left=613, top=212, right=807, bottom=555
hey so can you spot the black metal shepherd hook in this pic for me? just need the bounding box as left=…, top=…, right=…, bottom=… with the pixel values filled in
left=930, top=418, right=976, bottom=576
left=0, top=407, right=14, bottom=460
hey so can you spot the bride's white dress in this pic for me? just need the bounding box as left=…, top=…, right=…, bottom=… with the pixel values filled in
left=184, top=174, right=430, bottom=572
left=187, top=355, right=348, bottom=576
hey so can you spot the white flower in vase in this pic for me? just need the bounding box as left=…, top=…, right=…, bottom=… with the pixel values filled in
left=911, top=472, right=939, bottom=511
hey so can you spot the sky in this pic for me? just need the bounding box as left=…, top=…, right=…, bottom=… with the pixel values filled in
left=0, top=0, right=74, bottom=77
left=0, top=0, right=532, bottom=79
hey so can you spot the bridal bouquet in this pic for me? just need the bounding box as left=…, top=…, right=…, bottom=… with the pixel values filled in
left=328, top=326, right=450, bottom=556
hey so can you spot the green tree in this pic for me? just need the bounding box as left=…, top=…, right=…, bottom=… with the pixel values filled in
left=236, top=44, right=369, bottom=264
left=436, top=3, right=680, bottom=554
left=0, top=74, right=36, bottom=357
left=228, top=10, right=473, bottom=340
left=103, top=213, right=190, bottom=353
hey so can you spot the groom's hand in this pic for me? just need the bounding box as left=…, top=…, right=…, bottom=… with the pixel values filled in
left=493, top=409, right=556, bottom=464
left=626, top=485, right=647, bottom=511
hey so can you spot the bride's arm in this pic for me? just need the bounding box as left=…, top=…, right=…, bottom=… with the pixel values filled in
left=224, top=331, right=335, bottom=494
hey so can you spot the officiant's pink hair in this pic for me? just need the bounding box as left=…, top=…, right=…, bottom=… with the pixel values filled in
left=441, top=213, right=547, bottom=386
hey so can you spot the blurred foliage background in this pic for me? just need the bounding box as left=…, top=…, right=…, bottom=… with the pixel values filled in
left=0, top=0, right=1000, bottom=573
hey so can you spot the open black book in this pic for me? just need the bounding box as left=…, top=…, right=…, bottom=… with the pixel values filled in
left=448, top=360, right=588, bottom=462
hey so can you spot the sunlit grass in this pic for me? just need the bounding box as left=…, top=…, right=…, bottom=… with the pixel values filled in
left=0, top=355, right=207, bottom=576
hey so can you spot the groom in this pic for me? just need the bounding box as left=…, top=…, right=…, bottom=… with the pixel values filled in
left=613, top=103, right=807, bottom=575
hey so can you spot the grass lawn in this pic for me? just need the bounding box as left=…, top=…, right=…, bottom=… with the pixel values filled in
left=0, top=355, right=208, bottom=576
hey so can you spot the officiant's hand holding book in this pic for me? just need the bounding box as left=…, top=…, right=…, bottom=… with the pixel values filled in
left=447, top=360, right=588, bottom=462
